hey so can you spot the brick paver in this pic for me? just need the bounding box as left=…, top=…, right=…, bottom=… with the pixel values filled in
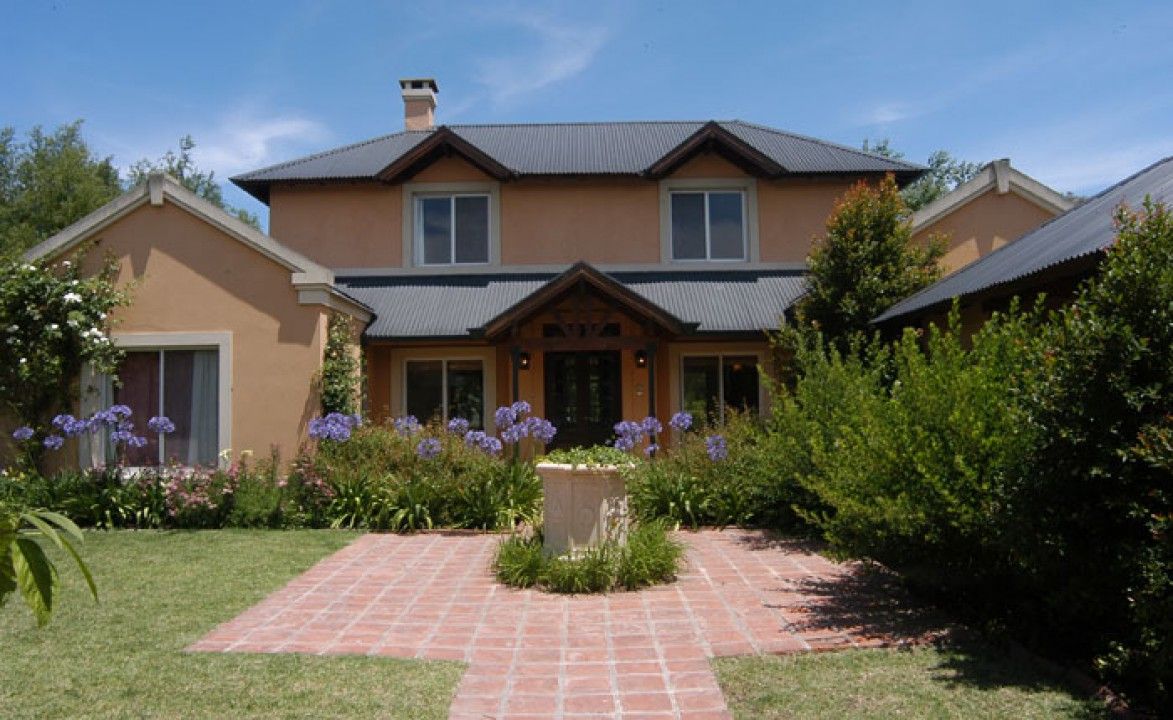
left=190, top=529, right=942, bottom=719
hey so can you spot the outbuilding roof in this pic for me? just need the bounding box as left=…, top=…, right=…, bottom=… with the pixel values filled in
left=338, top=267, right=807, bottom=340
left=232, top=120, right=922, bottom=202
left=875, top=156, right=1173, bottom=324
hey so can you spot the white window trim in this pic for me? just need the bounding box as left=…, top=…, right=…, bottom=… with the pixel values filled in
left=677, top=350, right=766, bottom=423
left=80, top=331, right=232, bottom=468
left=659, top=177, right=759, bottom=264
left=402, top=181, right=501, bottom=268
left=400, top=356, right=494, bottom=429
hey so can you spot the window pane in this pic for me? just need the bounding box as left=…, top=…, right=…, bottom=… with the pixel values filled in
left=115, top=351, right=160, bottom=466
left=681, top=356, right=720, bottom=423
left=708, top=192, right=745, bottom=259
left=419, top=197, right=451, bottom=265
left=671, top=193, right=706, bottom=259
left=405, top=361, right=444, bottom=424
left=163, top=349, right=219, bottom=466
left=446, top=360, right=484, bottom=428
left=722, top=355, right=759, bottom=415
left=453, top=196, right=489, bottom=264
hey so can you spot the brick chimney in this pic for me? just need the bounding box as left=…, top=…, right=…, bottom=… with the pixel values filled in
left=399, top=78, right=438, bottom=131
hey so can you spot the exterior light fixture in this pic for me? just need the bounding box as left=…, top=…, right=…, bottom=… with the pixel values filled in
left=518, top=352, right=531, bottom=370
left=634, top=349, right=648, bottom=368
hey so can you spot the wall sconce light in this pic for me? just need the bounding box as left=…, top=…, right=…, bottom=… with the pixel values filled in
left=518, top=352, right=531, bottom=370
left=634, top=349, right=648, bottom=368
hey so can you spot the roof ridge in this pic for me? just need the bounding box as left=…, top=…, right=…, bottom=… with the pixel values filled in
left=231, top=130, right=432, bottom=180
left=448, top=120, right=710, bottom=129
left=725, top=119, right=924, bottom=171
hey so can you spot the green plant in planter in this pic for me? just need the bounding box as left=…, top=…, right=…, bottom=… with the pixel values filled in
left=493, top=520, right=683, bottom=594
left=542, top=445, right=636, bottom=468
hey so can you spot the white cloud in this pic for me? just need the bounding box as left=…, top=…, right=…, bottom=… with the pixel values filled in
left=193, top=108, right=329, bottom=177
left=863, top=102, right=915, bottom=125
left=473, top=14, right=609, bottom=107
left=1015, top=139, right=1173, bottom=195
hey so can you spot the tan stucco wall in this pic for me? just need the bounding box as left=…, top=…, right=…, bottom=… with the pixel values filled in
left=80, top=200, right=327, bottom=461
left=914, top=190, right=1057, bottom=273
left=263, top=151, right=858, bottom=269
left=268, top=183, right=402, bottom=269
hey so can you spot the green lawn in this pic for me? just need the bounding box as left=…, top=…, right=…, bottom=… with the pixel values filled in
left=714, top=644, right=1109, bottom=720
left=0, top=530, right=463, bottom=720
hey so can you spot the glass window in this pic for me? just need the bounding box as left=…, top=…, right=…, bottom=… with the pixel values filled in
left=681, top=354, right=759, bottom=423
left=405, top=359, right=485, bottom=428
left=670, top=190, right=746, bottom=261
left=415, top=194, right=490, bottom=266
left=114, top=348, right=219, bottom=466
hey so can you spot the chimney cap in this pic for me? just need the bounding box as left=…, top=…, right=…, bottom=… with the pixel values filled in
left=399, top=77, right=439, bottom=93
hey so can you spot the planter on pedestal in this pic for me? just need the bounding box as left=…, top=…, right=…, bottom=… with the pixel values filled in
left=536, top=462, right=628, bottom=556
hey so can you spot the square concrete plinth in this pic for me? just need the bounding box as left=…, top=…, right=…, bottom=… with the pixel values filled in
left=537, top=462, right=628, bottom=555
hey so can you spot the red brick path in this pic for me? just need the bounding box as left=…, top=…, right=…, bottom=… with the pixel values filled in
left=190, top=529, right=938, bottom=719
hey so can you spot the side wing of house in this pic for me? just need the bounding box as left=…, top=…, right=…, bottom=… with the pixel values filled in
left=23, top=174, right=370, bottom=468
left=912, top=159, right=1073, bottom=274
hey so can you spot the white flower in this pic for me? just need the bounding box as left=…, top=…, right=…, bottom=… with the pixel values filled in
left=6, top=325, right=17, bottom=333
left=70, top=280, right=79, bottom=286
left=61, top=260, right=71, bottom=268
left=67, top=319, right=79, bottom=328
left=22, top=264, right=34, bottom=271
left=63, top=292, right=82, bottom=304
left=47, top=323, right=58, bottom=331
left=99, top=313, right=106, bottom=319
left=19, top=358, right=26, bottom=364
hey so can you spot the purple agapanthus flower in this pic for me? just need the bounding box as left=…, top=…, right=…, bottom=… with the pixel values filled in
left=42, top=434, right=65, bottom=450
left=510, top=400, right=532, bottom=417
left=644, top=443, right=660, bottom=458
left=493, top=405, right=516, bottom=429
left=482, top=436, right=503, bottom=455
left=640, top=416, right=663, bottom=436
left=12, top=426, right=34, bottom=441
left=109, top=404, right=133, bottom=418
left=52, top=414, right=75, bottom=430
left=147, top=415, right=176, bottom=434
left=127, top=436, right=149, bottom=449
left=464, top=430, right=503, bottom=455
left=705, top=434, right=728, bottom=462
left=416, top=437, right=442, bottom=460
left=392, top=415, right=420, bottom=436
left=309, top=412, right=358, bottom=442
left=110, top=428, right=135, bottom=445
left=526, top=416, right=557, bottom=444
left=669, top=411, right=693, bottom=432
left=501, top=422, right=529, bottom=445
left=90, top=409, right=118, bottom=426
left=447, top=417, right=470, bottom=435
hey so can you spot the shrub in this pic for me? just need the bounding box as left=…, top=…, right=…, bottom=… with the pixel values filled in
left=493, top=520, right=683, bottom=594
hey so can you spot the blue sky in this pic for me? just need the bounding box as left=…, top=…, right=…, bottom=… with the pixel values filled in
left=4, top=0, right=1172, bottom=224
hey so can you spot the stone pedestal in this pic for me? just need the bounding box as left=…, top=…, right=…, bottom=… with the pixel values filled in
left=537, top=462, right=628, bottom=556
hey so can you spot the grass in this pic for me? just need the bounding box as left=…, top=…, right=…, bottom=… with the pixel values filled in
left=714, top=642, right=1110, bottom=720
left=0, top=530, right=463, bottom=719
left=494, top=520, right=684, bottom=593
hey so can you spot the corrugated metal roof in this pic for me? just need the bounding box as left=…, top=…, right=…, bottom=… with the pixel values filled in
left=338, top=269, right=807, bottom=339
left=232, top=120, right=920, bottom=196
left=875, top=156, right=1173, bottom=323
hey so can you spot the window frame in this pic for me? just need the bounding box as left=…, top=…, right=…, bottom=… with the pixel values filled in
left=659, top=177, right=759, bottom=264
left=79, top=331, right=232, bottom=469
left=677, top=350, right=765, bottom=423
left=402, top=181, right=501, bottom=268
left=401, top=356, right=489, bottom=428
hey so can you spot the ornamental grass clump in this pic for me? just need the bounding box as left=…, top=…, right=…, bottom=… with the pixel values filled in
left=493, top=519, right=683, bottom=594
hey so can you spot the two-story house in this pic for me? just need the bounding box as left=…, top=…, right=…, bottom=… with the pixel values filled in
left=24, top=77, right=1051, bottom=464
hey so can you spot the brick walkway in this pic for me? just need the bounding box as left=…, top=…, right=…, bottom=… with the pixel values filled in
left=190, top=529, right=940, bottom=719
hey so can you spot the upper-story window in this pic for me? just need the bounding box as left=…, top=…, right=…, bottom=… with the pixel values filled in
left=415, top=194, right=490, bottom=265
left=660, top=178, right=757, bottom=264
left=670, top=190, right=746, bottom=260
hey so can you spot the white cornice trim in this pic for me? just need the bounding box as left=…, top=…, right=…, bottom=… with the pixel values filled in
left=23, top=173, right=371, bottom=321
left=332, top=261, right=809, bottom=277
left=911, top=159, right=1075, bottom=232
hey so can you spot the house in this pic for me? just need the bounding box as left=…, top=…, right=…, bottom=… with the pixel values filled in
left=22, top=77, right=1056, bottom=463
left=909, top=159, right=1073, bottom=273
left=875, top=155, right=1173, bottom=332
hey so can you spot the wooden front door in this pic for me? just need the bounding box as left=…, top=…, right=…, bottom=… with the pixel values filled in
left=543, top=351, right=621, bottom=449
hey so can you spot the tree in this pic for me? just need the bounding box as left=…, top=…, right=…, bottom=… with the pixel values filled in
left=0, top=122, right=122, bottom=258
left=127, top=135, right=260, bottom=228
left=861, top=139, right=981, bottom=211
left=797, top=174, right=943, bottom=344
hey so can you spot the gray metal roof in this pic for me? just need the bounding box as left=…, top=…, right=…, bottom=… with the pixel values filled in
left=338, top=269, right=807, bottom=339
left=875, top=156, right=1173, bottom=323
left=232, top=120, right=920, bottom=200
